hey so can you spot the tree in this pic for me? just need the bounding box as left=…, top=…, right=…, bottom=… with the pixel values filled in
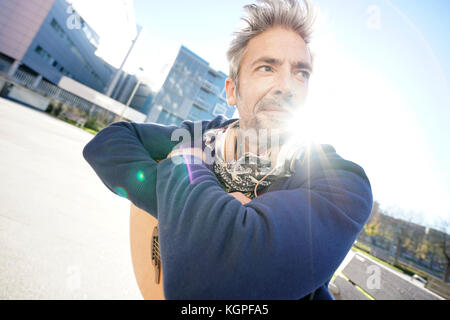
left=435, top=218, right=450, bottom=282
left=361, top=201, right=381, bottom=244
left=443, top=233, right=450, bottom=282
left=390, top=212, right=413, bottom=266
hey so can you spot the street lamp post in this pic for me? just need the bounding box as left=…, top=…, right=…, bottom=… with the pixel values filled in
left=119, top=67, right=144, bottom=121
left=105, top=25, right=143, bottom=97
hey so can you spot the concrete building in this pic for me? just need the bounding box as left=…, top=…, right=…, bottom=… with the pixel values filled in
left=0, top=0, right=55, bottom=74
left=147, top=46, right=235, bottom=125
left=111, top=72, right=138, bottom=105
left=0, top=0, right=116, bottom=93
left=129, top=82, right=154, bottom=116
left=111, top=72, right=155, bottom=116
left=0, top=0, right=149, bottom=123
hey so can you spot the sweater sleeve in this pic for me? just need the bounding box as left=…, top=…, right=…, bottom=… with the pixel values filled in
left=82, top=120, right=190, bottom=217
left=82, top=116, right=234, bottom=218
left=156, top=146, right=373, bottom=300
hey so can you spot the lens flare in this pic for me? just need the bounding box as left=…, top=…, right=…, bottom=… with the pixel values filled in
left=285, top=106, right=316, bottom=146
left=114, top=186, right=128, bottom=199
left=137, top=170, right=145, bottom=182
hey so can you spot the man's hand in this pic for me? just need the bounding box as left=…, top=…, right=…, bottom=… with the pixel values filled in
left=167, top=148, right=252, bottom=205
left=229, top=192, right=252, bottom=205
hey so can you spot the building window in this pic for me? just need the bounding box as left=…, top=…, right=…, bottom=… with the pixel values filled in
left=50, top=19, right=65, bottom=38
left=35, top=45, right=72, bottom=77
left=35, top=46, right=52, bottom=63
left=49, top=18, right=104, bottom=87
left=157, top=109, right=182, bottom=126
left=206, top=70, right=216, bottom=84
left=197, top=88, right=209, bottom=103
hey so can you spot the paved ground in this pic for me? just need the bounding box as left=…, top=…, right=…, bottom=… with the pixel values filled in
left=330, top=250, right=444, bottom=300
left=0, top=98, right=142, bottom=299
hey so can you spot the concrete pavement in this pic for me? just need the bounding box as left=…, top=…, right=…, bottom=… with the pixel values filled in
left=330, top=250, right=444, bottom=300
left=0, top=98, right=142, bottom=299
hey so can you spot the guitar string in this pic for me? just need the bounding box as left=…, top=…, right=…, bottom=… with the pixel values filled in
left=152, top=242, right=161, bottom=257
left=152, top=242, right=160, bottom=253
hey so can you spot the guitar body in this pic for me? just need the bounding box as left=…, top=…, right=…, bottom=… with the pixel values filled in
left=129, top=203, right=165, bottom=300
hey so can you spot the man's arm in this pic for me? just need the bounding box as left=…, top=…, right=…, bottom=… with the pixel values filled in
left=82, top=116, right=234, bottom=218
left=82, top=121, right=182, bottom=217
left=156, top=147, right=373, bottom=299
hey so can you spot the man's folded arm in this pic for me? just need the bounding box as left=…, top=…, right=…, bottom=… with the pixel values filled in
left=82, top=116, right=234, bottom=218
left=82, top=120, right=189, bottom=217
left=156, top=151, right=373, bottom=299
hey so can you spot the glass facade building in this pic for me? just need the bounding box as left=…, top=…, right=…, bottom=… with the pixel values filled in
left=129, top=83, right=154, bottom=116
left=147, top=46, right=235, bottom=126
left=111, top=72, right=154, bottom=116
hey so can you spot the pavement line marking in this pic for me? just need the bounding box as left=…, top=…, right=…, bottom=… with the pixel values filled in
left=339, top=273, right=376, bottom=300
left=352, top=252, right=445, bottom=300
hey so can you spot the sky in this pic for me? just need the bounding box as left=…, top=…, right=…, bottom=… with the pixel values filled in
left=72, top=0, right=450, bottom=232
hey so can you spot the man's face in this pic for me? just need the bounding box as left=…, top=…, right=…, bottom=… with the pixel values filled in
left=226, top=26, right=312, bottom=135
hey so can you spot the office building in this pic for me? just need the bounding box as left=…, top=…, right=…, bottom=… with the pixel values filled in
left=129, top=82, right=154, bottom=116
left=0, top=0, right=116, bottom=93
left=111, top=72, right=138, bottom=104
left=111, top=72, right=154, bottom=115
left=147, top=46, right=235, bottom=125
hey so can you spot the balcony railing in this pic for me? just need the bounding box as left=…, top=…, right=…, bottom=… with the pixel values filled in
left=201, top=80, right=219, bottom=95
left=13, top=69, right=36, bottom=88
left=192, top=98, right=208, bottom=111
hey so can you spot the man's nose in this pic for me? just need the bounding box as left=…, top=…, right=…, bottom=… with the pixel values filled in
left=273, top=71, right=294, bottom=99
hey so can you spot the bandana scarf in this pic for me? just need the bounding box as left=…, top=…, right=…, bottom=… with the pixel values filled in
left=203, top=120, right=307, bottom=199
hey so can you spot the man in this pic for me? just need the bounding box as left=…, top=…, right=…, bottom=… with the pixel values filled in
left=83, top=0, right=373, bottom=299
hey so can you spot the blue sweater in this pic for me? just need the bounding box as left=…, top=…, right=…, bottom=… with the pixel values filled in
left=82, top=115, right=373, bottom=300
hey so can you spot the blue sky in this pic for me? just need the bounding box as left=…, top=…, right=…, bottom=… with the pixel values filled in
left=75, top=0, right=450, bottom=231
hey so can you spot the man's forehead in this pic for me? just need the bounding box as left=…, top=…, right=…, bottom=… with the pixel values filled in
left=241, top=27, right=312, bottom=68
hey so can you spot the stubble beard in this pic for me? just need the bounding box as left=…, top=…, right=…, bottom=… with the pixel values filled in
left=254, top=98, right=294, bottom=145
left=236, top=95, right=295, bottom=156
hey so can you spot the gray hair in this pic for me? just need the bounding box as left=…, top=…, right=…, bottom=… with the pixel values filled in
left=227, top=0, right=316, bottom=92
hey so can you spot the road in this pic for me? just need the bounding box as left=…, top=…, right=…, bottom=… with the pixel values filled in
left=0, top=98, right=142, bottom=299
left=330, top=250, right=443, bottom=300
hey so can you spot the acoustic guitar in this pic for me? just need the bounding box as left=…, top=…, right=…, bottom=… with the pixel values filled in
left=130, top=203, right=165, bottom=300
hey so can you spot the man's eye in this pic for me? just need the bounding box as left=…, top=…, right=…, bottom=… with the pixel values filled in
left=297, top=70, right=310, bottom=79
left=258, top=66, right=272, bottom=72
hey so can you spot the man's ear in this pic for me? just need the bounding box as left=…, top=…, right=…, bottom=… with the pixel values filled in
left=225, top=77, right=237, bottom=106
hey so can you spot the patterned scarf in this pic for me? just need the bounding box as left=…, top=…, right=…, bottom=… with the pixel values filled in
left=203, top=120, right=307, bottom=199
